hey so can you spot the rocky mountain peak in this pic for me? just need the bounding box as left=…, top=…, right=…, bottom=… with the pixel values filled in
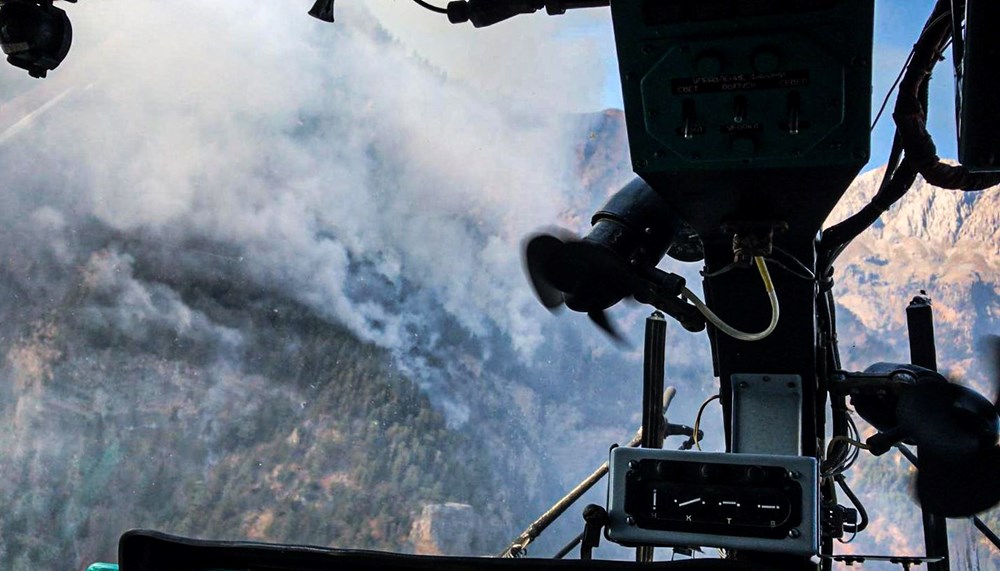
left=829, top=165, right=1000, bottom=247
left=828, top=167, right=1000, bottom=382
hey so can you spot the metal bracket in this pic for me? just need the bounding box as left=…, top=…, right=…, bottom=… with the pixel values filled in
left=732, top=374, right=802, bottom=455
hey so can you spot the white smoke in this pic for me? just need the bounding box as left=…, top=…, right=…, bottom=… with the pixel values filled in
left=0, top=0, right=609, bottom=364
left=0, top=4, right=719, bottom=504
left=77, top=248, right=243, bottom=353
left=365, top=4, right=617, bottom=113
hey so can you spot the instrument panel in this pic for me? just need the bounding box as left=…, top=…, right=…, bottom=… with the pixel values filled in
left=607, top=448, right=818, bottom=555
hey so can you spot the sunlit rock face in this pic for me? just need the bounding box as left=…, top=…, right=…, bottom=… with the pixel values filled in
left=829, top=166, right=1000, bottom=388
left=408, top=502, right=486, bottom=556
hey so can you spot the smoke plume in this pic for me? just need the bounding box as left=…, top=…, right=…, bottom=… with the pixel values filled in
left=0, top=0, right=615, bottom=369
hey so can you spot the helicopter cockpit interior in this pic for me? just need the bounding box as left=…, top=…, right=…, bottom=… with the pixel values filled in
left=3, top=0, right=1000, bottom=569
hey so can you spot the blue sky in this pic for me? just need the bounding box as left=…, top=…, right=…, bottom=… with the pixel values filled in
left=870, top=0, right=959, bottom=165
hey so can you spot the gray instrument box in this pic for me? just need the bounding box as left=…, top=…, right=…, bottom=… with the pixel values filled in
left=607, top=448, right=818, bottom=556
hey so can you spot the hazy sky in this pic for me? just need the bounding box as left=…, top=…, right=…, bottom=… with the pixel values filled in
left=366, top=0, right=958, bottom=168
left=0, top=0, right=958, bottom=165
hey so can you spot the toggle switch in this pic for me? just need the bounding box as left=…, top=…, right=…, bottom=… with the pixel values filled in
left=786, top=91, right=801, bottom=135
left=733, top=95, right=747, bottom=124
left=682, top=98, right=697, bottom=139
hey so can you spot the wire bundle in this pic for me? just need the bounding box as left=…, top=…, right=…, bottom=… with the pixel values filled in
left=822, top=415, right=867, bottom=479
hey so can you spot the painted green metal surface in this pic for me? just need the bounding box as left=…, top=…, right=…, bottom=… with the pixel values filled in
left=610, top=0, right=874, bottom=174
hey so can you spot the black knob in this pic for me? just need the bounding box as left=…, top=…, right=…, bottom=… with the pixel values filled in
left=745, top=465, right=766, bottom=483
left=699, top=463, right=717, bottom=481
left=656, top=461, right=672, bottom=479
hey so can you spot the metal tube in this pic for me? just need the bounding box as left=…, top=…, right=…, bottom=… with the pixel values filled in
left=553, top=532, right=584, bottom=559
left=497, top=384, right=678, bottom=558
left=497, top=430, right=643, bottom=558
left=898, top=444, right=1000, bottom=555
left=637, top=312, right=667, bottom=563
left=904, top=295, right=948, bottom=571
left=641, top=311, right=668, bottom=449
left=906, top=294, right=938, bottom=370
left=973, top=517, right=1000, bottom=553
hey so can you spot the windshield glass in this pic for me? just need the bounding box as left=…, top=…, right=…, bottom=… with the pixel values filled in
left=1, top=1, right=999, bottom=570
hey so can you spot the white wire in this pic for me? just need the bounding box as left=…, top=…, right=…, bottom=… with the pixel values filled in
left=681, top=257, right=779, bottom=342
left=822, top=417, right=866, bottom=479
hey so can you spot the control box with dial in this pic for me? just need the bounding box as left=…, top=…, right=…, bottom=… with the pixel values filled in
left=607, top=448, right=818, bottom=555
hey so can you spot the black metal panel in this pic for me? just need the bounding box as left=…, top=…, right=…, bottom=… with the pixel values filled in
left=641, top=313, right=668, bottom=449
left=612, top=0, right=873, bottom=242
left=701, top=236, right=819, bottom=457
left=118, top=529, right=784, bottom=571
left=959, top=0, right=1000, bottom=172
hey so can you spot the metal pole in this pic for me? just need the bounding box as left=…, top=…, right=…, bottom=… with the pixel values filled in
left=637, top=311, right=667, bottom=563
left=905, top=294, right=949, bottom=571
left=897, top=444, right=1000, bottom=555
left=553, top=532, right=584, bottom=559
left=973, top=517, right=1000, bottom=553
left=497, top=386, right=679, bottom=558
left=907, top=294, right=938, bottom=370
left=497, top=430, right=642, bottom=558
left=641, top=311, right=668, bottom=450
